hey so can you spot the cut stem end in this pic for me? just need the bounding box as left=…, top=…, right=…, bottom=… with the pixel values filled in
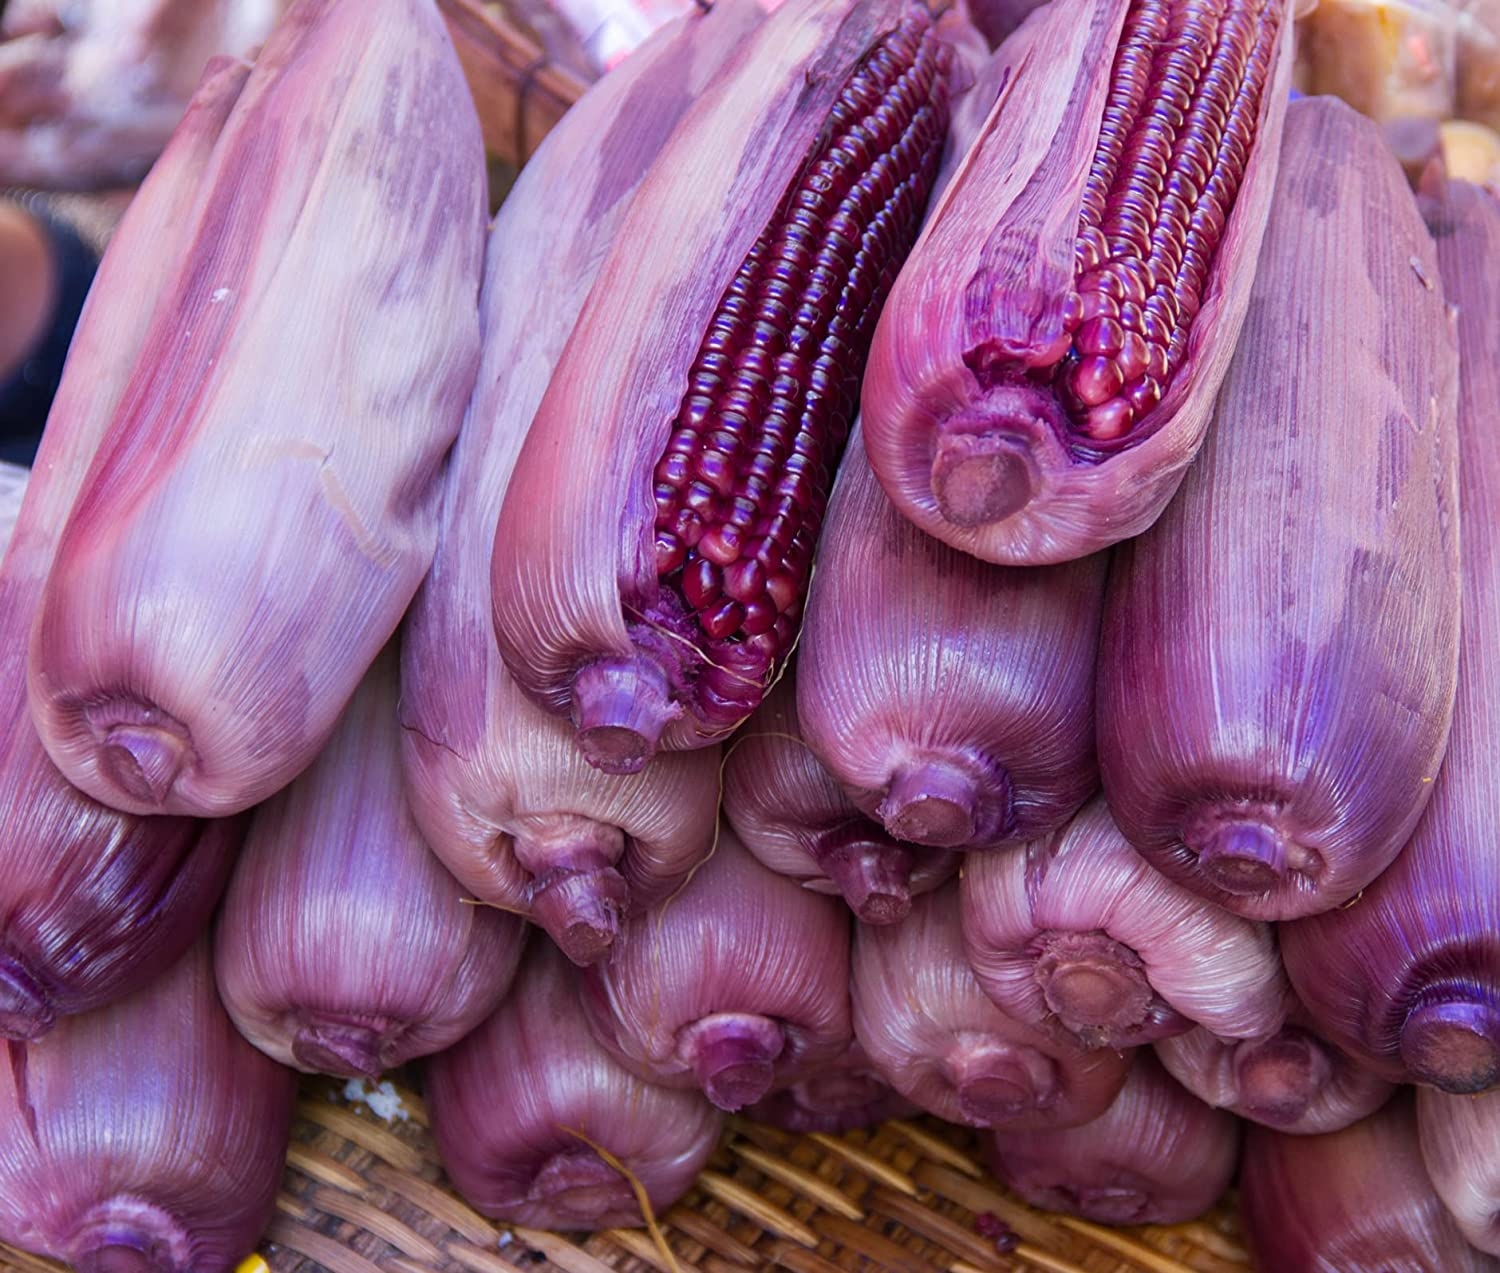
left=1191, top=820, right=1286, bottom=895
left=1032, top=932, right=1154, bottom=1042
left=71, top=1203, right=187, bottom=1273
left=1233, top=1030, right=1332, bottom=1124
left=879, top=759, right=983, bottom=848
left=0, top=957, right=54, bottom=1041
left=291, top=1017, right=390, bottom=1079
left=1401, top=996, right=1500, bottom=1094
left=810, top=826, right=914, bottom=925
left=681, top=1013, right=786, bottom=1111
left=571, top=656, right=678, bottom=774
left=947, top=1045, right=1052, bottom=1127
left=100, top=722, right=189, bottom=809
left=530, top=866, right=630, bottom=967
left=530, top=1149, right=635, bottom=1222
left=931, top=405, right=1042, bottom=529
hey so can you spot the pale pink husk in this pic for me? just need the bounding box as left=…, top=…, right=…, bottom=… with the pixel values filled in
left=721, top=672, right=957, bottom=925
left=853, top=885, right=1129, bottom=1131
left=401, top=0, right=756, bottom=968
left=859, top=0, right=1294, bottom=565
left=987, top=1052, right=1238, bottom=1226
left=27, top=0, right=487, bottom=818
left=1242, top=1093, right=1496, bottom=1272
left=798, top=428, right=1104, bottom=853
left=579, top=827, right=851, bottom=1112
left=490, top=0, right=960, bottom=756
left=1098, top=97, right=1461, bottom=921
left=1420, top=1086, right=1500, bottom=1255
left=427, top=940, right=722, bottom=1229
left=1155, top=989, right=1395, bottom=1134
left=0, top=57, right=250, bottom=1042
left=215, top=643, right=526, bottom=1078
left=0, top=940, right=295, bottom=1272
left=962, top=797, right=1287, bottom=1050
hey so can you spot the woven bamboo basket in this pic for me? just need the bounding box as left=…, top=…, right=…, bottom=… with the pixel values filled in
left=0, top=1072, right=1252, bottom=1273
left=0, top=7, right=1257, bottom=1273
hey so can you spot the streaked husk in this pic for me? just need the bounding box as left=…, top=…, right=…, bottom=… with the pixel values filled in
left=215, top=642, right=526, bottom=1078
left=852, top=885, right=1130, bottom=1131
left=961, top=796, right=1287, bottom=1050
left=402, top=0, right=753, bottom=967
left=0, top=57, right=250, bottom=1042
left=27, top=0, right=487, bottom=818
left=1419, top=1085, right=1500, bottom=1255
left=578, top=827, right=851, bottom=1112
left=426, top=940, right=722, bottom=1229
left=987, top=1052, right=1238, bottom=1226
left=0, top=940, right=295, bottom=1272
left=1279, top=178, right=1500, bottom=1089
left=1098, top=96, right=1461, bottom=921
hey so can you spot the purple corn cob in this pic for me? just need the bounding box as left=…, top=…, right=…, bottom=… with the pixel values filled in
left=489, top=0, right=960, bottom=774
left=215, top=643, right=527, bottom=1079
left=1241, top=1093, right=1494, bottom=1272
left=402, top=1, right=759, bottom=969
left=427, top=940, right=722, bottom=1229
left=797, top=428, right=1105, bottom=855
left=0, top=56, right=249, bottom=1042
left=853, top=885, right=1130, bottom=1131
left=987, top=1052, right=1238, bottom=1225
left=745, top=1038, right=919, bottom=1133
left=961, top=796, right=1287, bottom=1050
left=0, top=940, right=295, bottom=1272
left=861, top=0, right=1294, bottom=565
left=1279, top=178, right=1499, bottom=1090
left=578, top=827, right=851, bottom=1113
left=1098, top=96, right=1460, bottom=921
left=1155, top=988, right=1395, bottom=1133
left=26, top=0, right=487, bottom=818
left=722, top=672, right=958, bottom=925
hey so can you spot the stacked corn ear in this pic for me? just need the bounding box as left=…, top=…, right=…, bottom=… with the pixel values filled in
left=1280, top=178, right=1500, bottom=1092
left=1098, top=95, right=1461, bottom=921
left=402, top=0, right=761, bottom=970
left=722, top=673, right=958, bottom=926
left=489, top=0, right=962, bottom=773
left=26, top=0, right=487, bottom=819
left=215, top=642, right=527, bottom=1079
left=860, top=0, right=1294, bottom=564
left=0, top=940, right=295, bottom=1272
left=0, top=56, right=249, bottom=1043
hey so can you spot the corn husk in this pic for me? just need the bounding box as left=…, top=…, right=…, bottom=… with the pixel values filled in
left=0, top=461, right=24, bottom=557
left=401, top=0, right=757, bottom=970
left=0, top=939, right=295, bottom=1272
left=1419, top=1086, right=1500, bottom=1255
left=853, top=884, right=1130, bottom=1131
left=1279, top=179, right=1498, bottom=1089
left=721, top=672, right=958, bottom=925
left=578, top=827, right=851, bottom=1113
left=799, top=427, right=1104, bottom=854
left=961, top=797, right=1287, bottom=1050
left=859, top=0, right=1295, bottom=565
left=1098, top=97, right=1460, bottom=921
left=489, top=0, right=963, bottom=768
left=1155, top=989, right=1395, bottom=1133
left=988, top=1052, right=1239, bottom=1226
left=26, top=0, right=487, bottom=818
left=215, top=642, right=526, bottom=1078
left=0, top=56, right=249, bottom=1042
left=427, top=939, right=722, bottom=1228
left=1241, top=1093, right=1493, bottom=1271
left=745, top=1038, right=919, bottom=1133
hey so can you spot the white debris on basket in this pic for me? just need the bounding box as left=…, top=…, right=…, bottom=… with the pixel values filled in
left=340, top=1077, right=410, bottom=1123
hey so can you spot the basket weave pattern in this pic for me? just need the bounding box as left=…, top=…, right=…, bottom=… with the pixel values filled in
left=0, top=1075, right=1250, bottom=1273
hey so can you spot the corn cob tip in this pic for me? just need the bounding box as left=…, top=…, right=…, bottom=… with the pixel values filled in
left=87, top=707, right=191, bottom=808
left=681, top=1013, right=786, bottom=1111
left=1032, top=932, right=1155, bottom=1040
left=1234, top=1032, right=1331, bottom=1125
left=530, top=1151, right=637, bottom=1223
left=71, top=1202, right=190, bottom=1273
left=530, top=867, right=630, bottom=967
left=0, top=957, right=53, bottom=1041
left=929, top=396, right=1045, bottom=528
left=879, top=758, right=994, bottom=848
left=947, top=1045, right=1053, bottom=1127
left=815, top=836, right=915, bottom=926
left=1186, top=819, right=1286, bottom=894
left=1400, top=996, right=1500, bottom=1094
left=570, top=657, right=679, bottom=774
left=290, top=1017, right=392, bottom=1080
